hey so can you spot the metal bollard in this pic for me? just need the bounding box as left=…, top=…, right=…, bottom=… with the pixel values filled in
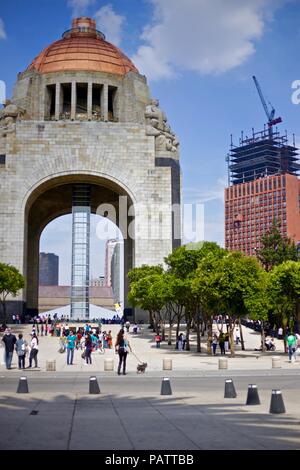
left=89, top=376, right=100, bottom=394
left=270, top=390, right=285, bottom=414
left=224, top=379, right=237, bottom=398
left=161, top=377, right=172, bottom=395
left=17, top=376, right=29, bottom=394
left=246, top=384, right=260, bottom=405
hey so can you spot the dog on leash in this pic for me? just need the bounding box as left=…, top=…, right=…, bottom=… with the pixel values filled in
left=137, top=362, right=148, bottom=374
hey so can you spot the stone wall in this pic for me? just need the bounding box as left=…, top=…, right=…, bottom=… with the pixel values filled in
left=0, top=68, right=181, bottom=322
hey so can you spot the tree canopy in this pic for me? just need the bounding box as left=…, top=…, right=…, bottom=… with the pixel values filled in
left=257, top=220, right=298, bottom=271
left=0, top=263, right=25, bottom=322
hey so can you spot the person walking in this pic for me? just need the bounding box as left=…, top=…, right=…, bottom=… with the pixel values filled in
left=66, top=331, right=76, bottom=365
left=286, top=332, right=297, bottom=363
left=107, top=330, right=113, bottom=349
left=177, top=333, right=184, bottom=351
left=85, top=334, right=93, bottom=365
left=15, top=333, right=27, bottom=370
left=28, top=333, right=39, bottom=368
left=212, top=333, right=218, bottom=355
left=115, top=329, right=132, bottom=375
left=2, top=328, right=17, bottom=369
left=219, top=332, right=226, bottom=355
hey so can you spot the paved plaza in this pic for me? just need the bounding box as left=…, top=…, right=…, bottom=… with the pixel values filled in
left=1, top=323, right=300, bottom=450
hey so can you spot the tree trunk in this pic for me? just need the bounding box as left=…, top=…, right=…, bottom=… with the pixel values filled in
left=175, top=317, right=181, bottom=348
left=207, top=317, right=212, bottom=355
left=186, top=320, right=191, bottom=351
left=261, top=321, right=266, bottom=352
left=161, top=322, right=166, bottom=342
left=168, top=322, right=172, bottom=345
left=229, top=321, right=235, bottom=357
left=196, top=320, right=201, bottom=353
left=239, top=319, right=245, bottom=351
left=149, top=310, right=154, bottom=329
left=0, top=298, right=7, bottom=324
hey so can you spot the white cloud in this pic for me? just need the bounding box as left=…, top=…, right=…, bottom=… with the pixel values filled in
left=67, top=0, right=95, bottom=17
left=132, top=0, right=284, bottom=81
left=184, top=176, right=227, bottom=204
left=94, top=4, right=125, bottom=46
left=0, top=18, right=7, bottom=40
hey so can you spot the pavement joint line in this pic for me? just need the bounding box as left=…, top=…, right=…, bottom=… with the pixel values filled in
left=109, top=394, right=136, bottom=450
left=67, top=394, right=78, bottom=451
left=146, top=396, right=203, bottom=450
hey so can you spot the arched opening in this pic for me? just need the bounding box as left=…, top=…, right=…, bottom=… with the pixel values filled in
left=39, top=214, right=124, bottom=316
left=24, top=175, right=134, bottom=317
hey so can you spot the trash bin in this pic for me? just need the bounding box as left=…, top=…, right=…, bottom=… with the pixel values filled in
left=163, top=358, right=173, bottom=370
left=46, top=360, right=56, bottom=371
left=272, top=356, right=281, bottom=369
left=219, top=358, right=228, bottom=369
left=104, top=358, right=114, bottom=371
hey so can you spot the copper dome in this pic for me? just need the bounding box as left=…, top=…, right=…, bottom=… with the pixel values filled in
left=28, top=17, right=139, bottom=76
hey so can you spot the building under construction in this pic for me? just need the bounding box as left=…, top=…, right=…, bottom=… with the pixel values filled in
left=225, top=75, right=300, bottom=255
left=225, top=127, right=300, bottom=255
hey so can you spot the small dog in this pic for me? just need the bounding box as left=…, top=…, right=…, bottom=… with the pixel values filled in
left=137, top=362, right=148, bottom=374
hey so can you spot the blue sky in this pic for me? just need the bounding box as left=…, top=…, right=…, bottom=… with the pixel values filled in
left=1, top=0, right=300, bottom=283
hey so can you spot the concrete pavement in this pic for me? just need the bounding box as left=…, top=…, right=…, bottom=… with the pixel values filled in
left=1, top=323, right=300, bottom=450
left=0, top=322, right=297, bottom=375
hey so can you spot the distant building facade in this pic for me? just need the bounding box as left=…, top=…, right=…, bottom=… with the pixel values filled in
left=39, top=285, right=114, bottom=312
left=90, top=276, right=106, bottom=287
left=39, top=252, right=59, bottom=286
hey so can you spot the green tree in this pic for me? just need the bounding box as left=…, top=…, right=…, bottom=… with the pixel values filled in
left=127, top=265, right=163, bottom=326
left=165, top=242, right=226, bottom=351
left=244, top=270, right=271, bottom=352
left=257, top=220, right=298, bottom=271
left=0, top=263, right=25, bottom=323
left=128, top=273, right=165, bottom=332
left=193, top=252, right=264, bottom=356
left=267, top=261, right=300, bottom=343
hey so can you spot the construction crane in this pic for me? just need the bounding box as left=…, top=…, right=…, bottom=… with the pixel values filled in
left=252, top=75, right=282, bottom=128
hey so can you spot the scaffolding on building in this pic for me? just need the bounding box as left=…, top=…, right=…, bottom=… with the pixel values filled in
left=227, top=127, right=299, bottom=185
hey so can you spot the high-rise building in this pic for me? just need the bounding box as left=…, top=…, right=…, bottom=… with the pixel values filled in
left=225, top=128, right=300, bottom=255
left=39, top=252, right=59, bottom=285
left=111, top=241, right=123, bottom=304
left=104, top=239, right=118, bottom=287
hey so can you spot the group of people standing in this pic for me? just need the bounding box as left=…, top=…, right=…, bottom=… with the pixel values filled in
left=62, top=327, right=133, bottom=374
left=60, top=326, right=114, bottom=366
left=211, top=332, right=231, bottom=355
left=1, top=328, right=39, bottom=370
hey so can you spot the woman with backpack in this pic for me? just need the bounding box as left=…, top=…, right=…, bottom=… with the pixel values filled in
left=115, top=329, right=132, bottom=375
left=15, top=333, right=27, bottom=369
